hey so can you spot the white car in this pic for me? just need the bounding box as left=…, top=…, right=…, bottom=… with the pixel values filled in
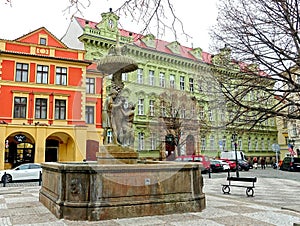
left=215, top=160, right=231, bottom=171
left=0, top=163, right=42, bottom=183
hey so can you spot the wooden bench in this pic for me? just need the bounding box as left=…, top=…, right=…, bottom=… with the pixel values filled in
left=222, top=176, right=257, bottom=197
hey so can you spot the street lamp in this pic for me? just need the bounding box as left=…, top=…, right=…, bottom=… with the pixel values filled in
left=232, top=132, right=239, bottom=177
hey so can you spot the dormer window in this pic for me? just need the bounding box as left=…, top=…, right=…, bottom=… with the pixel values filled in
left=39, top=37, right=47, bottom=45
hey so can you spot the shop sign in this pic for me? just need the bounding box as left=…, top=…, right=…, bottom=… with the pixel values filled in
left=14, top=134, right=26, bottom=143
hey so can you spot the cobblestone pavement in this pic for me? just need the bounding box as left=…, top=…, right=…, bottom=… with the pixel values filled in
left=0, top=171, right=299, bottom=225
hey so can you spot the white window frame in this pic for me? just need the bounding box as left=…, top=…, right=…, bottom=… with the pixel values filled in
left=149, top=100, right=155, bottom=116
left=189, top=78, right=194, bottom=92
left=137, top=68, right=143, bottom=84
left=138, top=99, right=144, bottom=115
left=149, top=70, right=155, bottom=86
left=138, top=132, right=145, bottom=151
left=159, top=72, right=165, bottom=87
left=180, top=76, right=185, bottom=91
left=170, top=74, right=175, bottom=89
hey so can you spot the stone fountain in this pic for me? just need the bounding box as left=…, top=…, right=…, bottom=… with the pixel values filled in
left=39, top=37, right=206, bottom=221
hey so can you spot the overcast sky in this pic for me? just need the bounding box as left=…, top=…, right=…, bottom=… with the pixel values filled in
left=0, top=0, right=218, bottom=52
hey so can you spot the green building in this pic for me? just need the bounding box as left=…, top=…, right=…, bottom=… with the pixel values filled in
left=62, top=10, right=278, bottom=162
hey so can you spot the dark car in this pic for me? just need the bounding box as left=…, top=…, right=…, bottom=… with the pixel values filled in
left=280, top=157, right=300, bottom=171
left=238, top=160, right=250, bottom=171
left=210, top=160, right=224, bottom=173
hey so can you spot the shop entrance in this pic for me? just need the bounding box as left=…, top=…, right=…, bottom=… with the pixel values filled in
left=5, top=133, right=35, bottom=168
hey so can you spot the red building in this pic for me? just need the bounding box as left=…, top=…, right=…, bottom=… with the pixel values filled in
left=0, top=27, right=103, bottom=169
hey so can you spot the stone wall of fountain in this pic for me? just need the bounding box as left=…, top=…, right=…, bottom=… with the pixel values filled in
left=39, top=161, right=206, bottom=221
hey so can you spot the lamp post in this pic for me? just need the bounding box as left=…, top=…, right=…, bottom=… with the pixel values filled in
left=232, top=132, right=239, bottom=177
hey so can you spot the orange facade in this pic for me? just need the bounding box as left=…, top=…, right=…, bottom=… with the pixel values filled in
left=0, top=27, right=103, bottom=170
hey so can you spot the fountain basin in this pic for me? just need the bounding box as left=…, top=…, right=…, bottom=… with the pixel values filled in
left=39, top=161, right=206, bottom=221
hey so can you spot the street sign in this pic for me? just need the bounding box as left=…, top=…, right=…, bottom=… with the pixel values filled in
left=272, top=143, right=280, bottom=153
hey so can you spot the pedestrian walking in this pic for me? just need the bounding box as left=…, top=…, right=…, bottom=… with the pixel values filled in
left=261, top=157, right=266, bottom=169
left=253, top=157, right=258, bottom=169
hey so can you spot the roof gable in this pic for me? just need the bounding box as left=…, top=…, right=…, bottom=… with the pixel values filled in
left=15, top=27, right=67, bottom=48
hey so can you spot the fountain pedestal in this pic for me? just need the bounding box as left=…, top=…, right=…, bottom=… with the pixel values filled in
left=39, top=161, right=206, bottom=221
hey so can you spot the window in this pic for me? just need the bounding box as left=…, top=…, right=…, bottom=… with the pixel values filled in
left=14, top=97, right=27, bottom=118
left=159, top=72, right=165, bottom=87
left=238, top=138, right=242, bottom=151
left=208, top=109, right=213, bottom=121
left=222, top=138, right=226, bottom=151
left=35, top=98, right=47, bottom=119
left=149, top=100, right=155, bottom=116
left=55, top=99, right=66, bottom=120
left=149, top=70, right=155, bottom=86
left=201, top=137, right=206, bottom=151
left=55, top=67, right=67, bottom=85
left=36, top=65, right=48, bottom=84
left=198, top=80, right=203, bottom=92
left=180, top=108, right=186, bottom=118
left=220, top=111, right=225, bottom=122
left=86, top=78, right=95, bottom=94
left=39, top=37, right=47, bottom=45
left=255, top=138, right=258, bottom=150
left=86, top=106, right=94, bottom=124
left=16, top=63, right=29, bottom=82
left=170, top=74, right=175, bottom=89
left=191, top=106, right=195, bottom=118
left=180, top=76, right=185, bottom=90
left=122, top=73, right=128, bottom=81
left=137, top=68, right=143, bottom=84
left=138, top=132, right=145, bottom=151
left=261, top=138, right=265, bottom=151
left=210, top=136, right=215, bottom=150
left=297, top=75, right=300, bottom=84
left=189, top=78, right=194, bottom=92
left=199, top=108, right=204, bottom=120
left=150, top=133, right=156, bottom=150
left=138, top=99, right=144, bottom=115
left=292, top=123, right=297, bottom=136
left=248, top=137, right=252, bottom=151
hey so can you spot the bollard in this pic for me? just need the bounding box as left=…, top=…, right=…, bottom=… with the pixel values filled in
left=208, top=168, right=211, bottom=178
left=3, top=172, right=6, bottom=187
left=39, top=171, right=42, bottom=186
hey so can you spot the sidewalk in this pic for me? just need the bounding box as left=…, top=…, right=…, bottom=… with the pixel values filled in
left=0, top=176, right=299, bottom=225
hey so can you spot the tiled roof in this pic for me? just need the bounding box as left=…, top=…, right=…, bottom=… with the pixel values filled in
left=75, top=17, right=212, bottom=64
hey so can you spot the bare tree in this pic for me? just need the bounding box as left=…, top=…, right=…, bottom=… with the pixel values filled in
left=210, top=0, right=300, bottom=128
left=152, top=90, right=206, bottom=159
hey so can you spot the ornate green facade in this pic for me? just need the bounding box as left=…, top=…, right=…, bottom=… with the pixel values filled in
left=62, top=11, right=278, bottom=161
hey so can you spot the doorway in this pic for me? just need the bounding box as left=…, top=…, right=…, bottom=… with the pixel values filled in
left=45, top=140, right=59, bottom=162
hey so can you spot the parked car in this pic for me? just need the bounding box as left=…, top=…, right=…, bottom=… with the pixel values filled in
left=0, top=163, right=42, bottom=183
left=237, top=160, right=250, bottom=171
left=215, top=160, right=230, bottom=171
left=209, top=160, right=224, bottom=173
left=280, top=157, right=300, bottom=171
left=220, top=158, right=236, bottom=171
left=175, top=155, right=211, bottom=173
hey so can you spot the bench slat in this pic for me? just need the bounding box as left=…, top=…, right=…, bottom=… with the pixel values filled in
left=227, top=177, right=257, bottom=182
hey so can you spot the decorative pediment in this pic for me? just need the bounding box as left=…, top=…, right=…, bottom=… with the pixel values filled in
left=96, top=9, right=119, bottom=33
left=189, top=47, right=202, bottom=60
left=141, top=34, right=156, bottom=48
left=166, top=41, right=181, bottom=54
